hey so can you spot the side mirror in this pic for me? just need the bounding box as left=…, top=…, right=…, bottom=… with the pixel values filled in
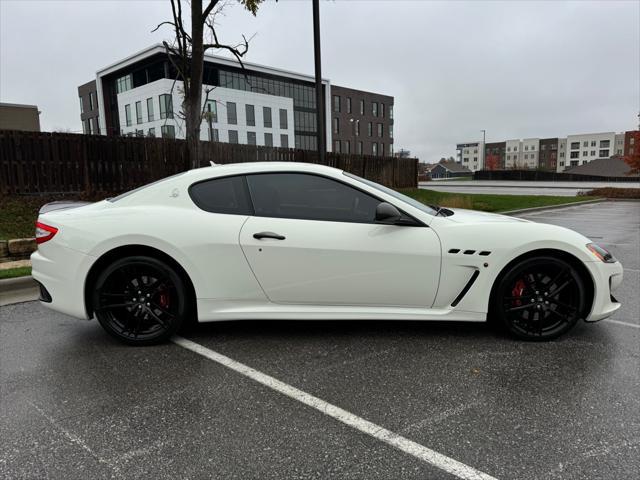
left=375, top=202, right=402, bottom=224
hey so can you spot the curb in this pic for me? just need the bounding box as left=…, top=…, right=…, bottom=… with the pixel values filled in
left=0, top=275, right=36, bottom=292
left=501, top=198, right=607, bottom=215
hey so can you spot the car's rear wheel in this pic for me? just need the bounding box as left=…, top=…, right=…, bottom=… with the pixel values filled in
left=494, top=256, right=586, bottom=341
left=92, top=256, right=186, bottom=346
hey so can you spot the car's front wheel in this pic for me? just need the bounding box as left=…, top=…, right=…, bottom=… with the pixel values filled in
left=92, top=256, right=186, bottom=345
left=493, top=256, right=586, bottom=341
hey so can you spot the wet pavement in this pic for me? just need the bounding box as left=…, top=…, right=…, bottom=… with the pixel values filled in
left=1, top=201, right=639, bottom=479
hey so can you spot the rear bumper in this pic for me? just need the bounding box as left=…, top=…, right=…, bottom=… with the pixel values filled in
left=30, top=244, right=94, bottom=320
left=584, top=260, right=623, bottom=322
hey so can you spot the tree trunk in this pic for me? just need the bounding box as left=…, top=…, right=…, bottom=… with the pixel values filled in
left=186, top=0, right=205, bottom=169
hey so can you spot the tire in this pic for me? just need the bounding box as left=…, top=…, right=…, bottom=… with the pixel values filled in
left=92, top=255, right=187, bottom=346
left=493, top=256, right=586, bottom=341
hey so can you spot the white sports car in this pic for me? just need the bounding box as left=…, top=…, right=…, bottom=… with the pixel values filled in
left=31, top=162, right=623, bottom=345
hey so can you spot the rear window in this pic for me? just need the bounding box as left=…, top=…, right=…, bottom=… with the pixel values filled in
left=108, top=172, right=187, bottom=202
left=189, top=176, right=253, bottom=215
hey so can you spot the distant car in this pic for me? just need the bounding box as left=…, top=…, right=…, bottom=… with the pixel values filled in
left=31, top=162, right=623, bottom=345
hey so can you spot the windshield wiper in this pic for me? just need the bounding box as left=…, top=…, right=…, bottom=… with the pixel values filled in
left=428, top=204, right=444, bottom=216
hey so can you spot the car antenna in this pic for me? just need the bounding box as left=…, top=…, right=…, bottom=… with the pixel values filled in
left=209, top=161, right=218, bottom=167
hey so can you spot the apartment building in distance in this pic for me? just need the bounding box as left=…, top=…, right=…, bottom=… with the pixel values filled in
left=77, top=44, right=394, bottom=155
left=0, top=102, right=41, bottom=131
left=455, top=141, right=485, bottom=171
left=330, top=85, right=394, bottom=156
left=456, top=129, right=638, bottom=172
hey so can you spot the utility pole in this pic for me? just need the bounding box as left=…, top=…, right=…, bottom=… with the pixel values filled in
left=312, top=0, right=325, bottom=162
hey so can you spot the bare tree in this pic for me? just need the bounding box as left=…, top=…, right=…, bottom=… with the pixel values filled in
left=155, top=0, right=264, bottom=168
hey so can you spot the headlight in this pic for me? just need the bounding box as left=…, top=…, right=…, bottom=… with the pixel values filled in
left=586, top=243, right=616, bottom=263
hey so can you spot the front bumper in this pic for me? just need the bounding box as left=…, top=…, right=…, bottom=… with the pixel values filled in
left=30, top=243, right=94, bottom=320
left=584, top=260, right=623, bottom=322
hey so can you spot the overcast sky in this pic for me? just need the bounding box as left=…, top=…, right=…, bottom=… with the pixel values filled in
left=1, top=0, right=638, bottom=161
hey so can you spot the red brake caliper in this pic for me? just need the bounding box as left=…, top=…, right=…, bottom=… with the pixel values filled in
left=511, top=279, right=526, bottom=306
left=158, top=290, right=170, bottom=309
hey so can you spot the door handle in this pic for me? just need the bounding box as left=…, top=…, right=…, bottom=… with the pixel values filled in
left=253, top=231, right=286, bottom=240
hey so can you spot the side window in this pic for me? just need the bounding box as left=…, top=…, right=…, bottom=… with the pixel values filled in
left=246, top=173, right=380, bottom=223
left=189, top=176, right=253, bottom=215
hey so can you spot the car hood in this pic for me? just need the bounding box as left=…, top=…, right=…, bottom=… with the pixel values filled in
left=444, top=208, right=530, bottom=224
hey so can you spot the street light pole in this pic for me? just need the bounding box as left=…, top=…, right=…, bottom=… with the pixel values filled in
left=312, top=0, right=325, bottom=162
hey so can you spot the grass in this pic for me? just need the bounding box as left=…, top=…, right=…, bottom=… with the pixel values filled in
left=400, top=189, right=599, bottom=213
left=0, top=266, right=31, bottom=280
left=0, top=197, right=45, bottom=240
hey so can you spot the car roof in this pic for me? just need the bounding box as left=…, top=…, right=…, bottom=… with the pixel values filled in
left=183, top=162, right=344, bottom=182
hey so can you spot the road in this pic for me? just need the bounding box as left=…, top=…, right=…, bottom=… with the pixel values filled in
left=1, top=202, right=639, bottom=479
left=420, top=180, right=640, bottom=196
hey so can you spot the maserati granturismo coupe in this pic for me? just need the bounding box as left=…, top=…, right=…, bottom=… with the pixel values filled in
left=31, top=162, right=623, bottom=345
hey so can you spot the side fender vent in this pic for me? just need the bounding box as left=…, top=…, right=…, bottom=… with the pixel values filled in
left=479, top=251, right=491, bottom=256
left=463, top=250, right=476, bottom=255
left=448, top=249, right=460, bottom=254
left=451, top=270, right=480, bottom=307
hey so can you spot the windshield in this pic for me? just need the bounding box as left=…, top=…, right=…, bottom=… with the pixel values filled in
left=343, top=172, right=437, bottom=216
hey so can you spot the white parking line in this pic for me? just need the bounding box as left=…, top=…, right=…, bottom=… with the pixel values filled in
left=172, top=336, right=498, bottom=480
left=604, top=319, right=640, bottom=329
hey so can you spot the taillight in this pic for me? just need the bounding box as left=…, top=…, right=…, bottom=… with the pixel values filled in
left=35, top=221, right=58, bottom=245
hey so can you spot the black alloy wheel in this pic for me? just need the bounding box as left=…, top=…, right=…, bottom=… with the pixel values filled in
left=494, top=256, right=586, bottom=341
left=93, top=256, right=186, bottom=345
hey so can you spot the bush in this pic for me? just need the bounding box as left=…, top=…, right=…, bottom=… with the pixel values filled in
left=579, top=188, right=640, bottom=199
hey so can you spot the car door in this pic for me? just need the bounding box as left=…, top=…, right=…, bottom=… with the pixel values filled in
left=238, top=172, right=441, bottom=307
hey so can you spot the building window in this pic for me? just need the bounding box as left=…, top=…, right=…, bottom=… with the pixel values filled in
left=333, top=95, right=340, bottom=112
left=599, top=149, right=609, bottom=158
left=159, top=94, right=173, bottom=119
left=570, top=151, right=579, bottom=159
left=227, top=102, right=237, bottom=125
left=333, top=117, right=339, bottom=135
left=359, top=99, right=364, bottom=115
left=630, top=138, right=635, bottom=145
left=525, top=145, right=529, bottom=151
left=116, top=74, right=132, bottom=93
left=279, top=108, right=288, bottom=129
left=591, top=141, right=596, bottom=147
left=124, top=104, right=132, bottom=127
left=570, top=160, right=578, bottom=167
left=79, top=96, right=84, bottom=114
left=583, top=141, right=589, bottom=147
left=264, top=132, right=273, bottom=147
left=531, top=145, right=535, bottom=151
left=357, top=141, right=363, bottom=155
left=570, top=142, right=580, bottom=150
left=212, top=129, right=219, bottom=142
left=372, top=142, right=378, bottom=156
left=600, top=140, right=610, bottom=148
left=205, top=100, right=217, bottom=122
left=263, top=106, right=272, bottom=128
left=507, top=147, right=511, bottom=152
left=228, top=130, right=238, bottom=143
left=86, top=119, right=92, bottom=134
left=346, top=97, right=352, bottom=114
left=148, top=127, right=155, bottom=137
left=463, top=157, right=469, bottom=162
left=344, top=140, right=351, bottom=154
left=334, top=140, right=341, bottom=153
left=389, top=105, right=393, bottom=120
left=389, top=124, right=393, bottom=139
left=245, top=104, right=255, bottom=126
left=590, top=150, right=595, bottom=156
left=93, top=117, right=100, bottom=134
left=367, top=122, right=372, bottom=137
left=560, top=152, right=564, bottom=158
left=161, top=125, right=175, bottom=139
left=147, top=98, right=154, bottom=121
left=380, top=103, right=385, bottom=118
left=89, top=92, right=95, bottom=110
left=377, top=123, right=383, bottom=137
left=381, top=143, right=384, bottom=156
left=560, top=161, right=564, bottom=167
left=582, top=151, right=587, bottom=157
left=135, top=101, right=143, bottom=124
left=280, top=134, right=288, bottom=148
left=355, top=120, right=360, bottom=136
left=247, top=131, right=256, bottom=145
left=135, top=129, right=144, bottom=137
left=372, top=102, right=378, bottom=117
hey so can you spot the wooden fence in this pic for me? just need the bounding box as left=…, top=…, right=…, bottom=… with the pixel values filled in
left=474, top=169, right=639, bottom=183
left=0, top=130, right=418, bottom=196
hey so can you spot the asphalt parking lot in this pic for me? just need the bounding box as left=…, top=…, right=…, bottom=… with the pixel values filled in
left=1, top=201, right=639, bottom=479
